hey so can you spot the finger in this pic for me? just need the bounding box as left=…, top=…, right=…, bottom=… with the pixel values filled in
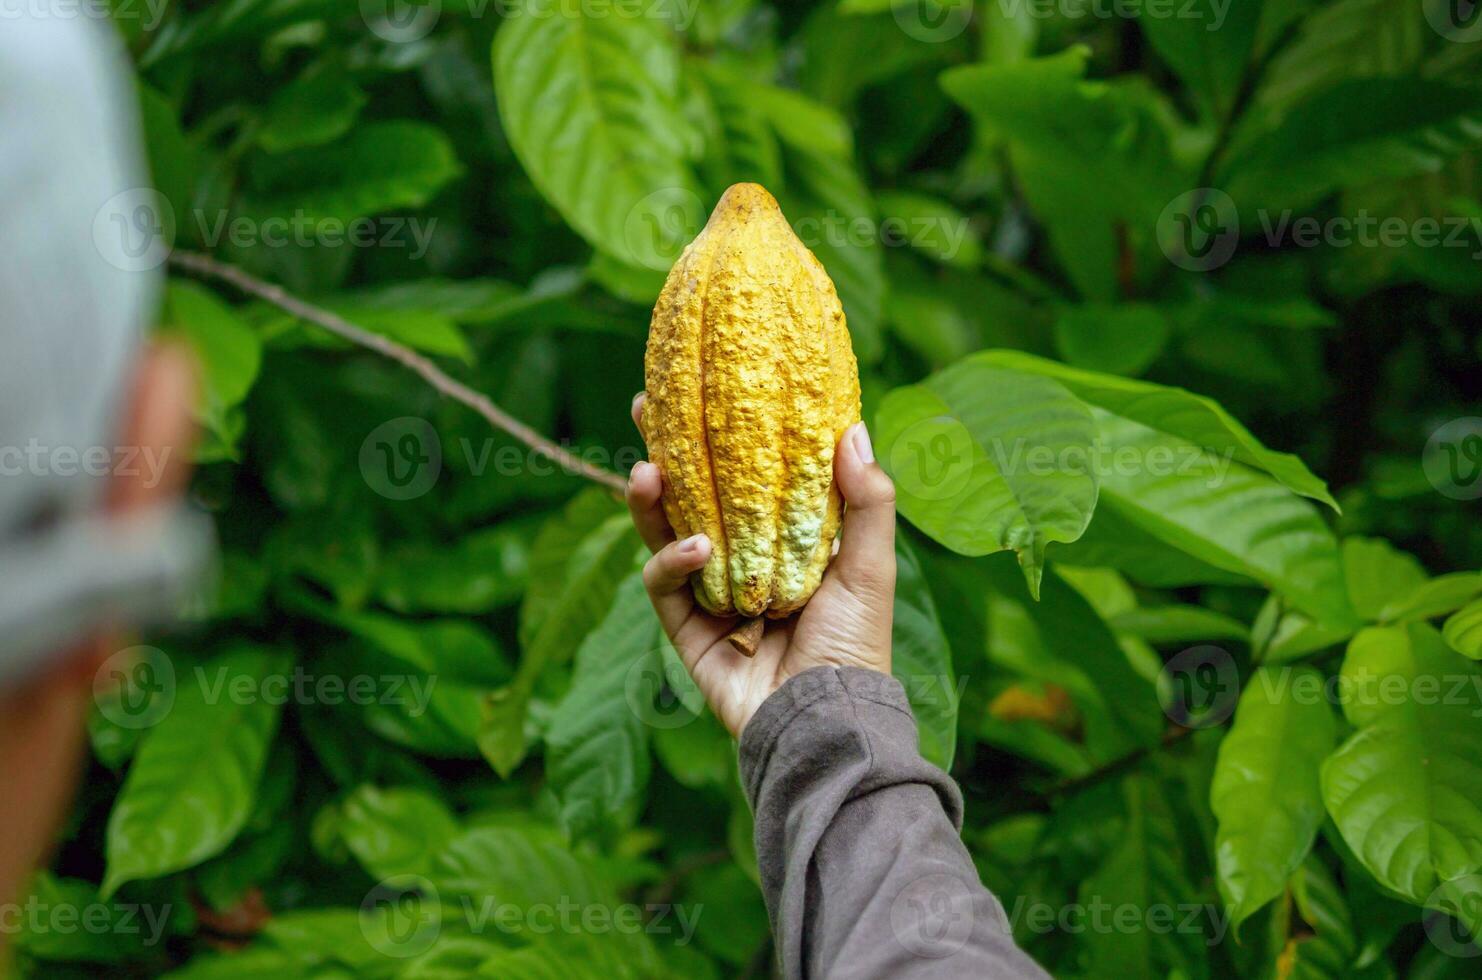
left=829, top=422, right=897, bottom=605
left=643, top=534, right=710, bottom=634
left=631, top=391, right=646, bottom=434
left=626, top=460, right=674, bottom=554
left=109, top=341, right=198, bottom=513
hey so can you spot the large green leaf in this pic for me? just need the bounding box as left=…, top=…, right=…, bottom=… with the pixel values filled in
left=239, top=121, right=462, bottom=224
left=1343, top=536, right=1429, bottom=622
left=1093, top=410, right=1354, bottom=626
left=1256, top=0, right=1434, bottom=113
left=1280, top=857, right=1361, bottom=980
left=875, top=356, right=1099, bottom=597
left=1078, top=775, right=1210, bottom=978
left=941, top=48, right=1187, bottom=299
left=1222, top=79, right=1482, bottom=214
left=1321, top=625, right=1482, bottom=917
left=483, top=491, right=639, bottom=776
left=1052, top=303, right=1171, bottom=377
left=1211, top=666, right=1337, bottom=930
left=544, top=573, right=661, bottom=840
left=755, top=85, right=886, bottom=362
left=493, top=0, right=702, bottom=270
left=103, top=646, right=289, bottom=897
left=375, top=522, right=537, bottom=614
left=1444, top=599, right=1482, bottom=659
left=339, top=785, right=460, bottom=881
left=967, top=349, right=1338, bottom=508
left=1378, top=572, right=1482, bottom=625
left=431, top=825, right=610, bottom=908
left=977, top=556, right=1164, bottom=759
left=158, top=281, right=262, bottom=456
left=892, top=535, right=959, bottom=769
left=257, top=62, right=366, bottom=153
left=1139, top=0, right=1264, bottom=118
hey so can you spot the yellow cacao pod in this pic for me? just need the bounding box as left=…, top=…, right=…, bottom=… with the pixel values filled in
left=642, top=183, right=862, bottom=618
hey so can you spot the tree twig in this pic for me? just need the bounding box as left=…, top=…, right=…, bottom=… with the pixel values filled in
left=168, top=250, right=628, bottom=493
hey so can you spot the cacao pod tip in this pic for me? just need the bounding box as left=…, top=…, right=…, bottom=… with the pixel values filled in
left=726, top=617, right=765, bottom=657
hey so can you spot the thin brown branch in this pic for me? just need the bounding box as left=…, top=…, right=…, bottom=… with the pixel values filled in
left=168, top=250, right=628, bottom=493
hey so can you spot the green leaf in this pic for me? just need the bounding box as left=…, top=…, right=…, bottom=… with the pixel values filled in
left=1211, top=666, right=1337, bottom=930
left=1343, top=536, right=1429, bottom=622
left=15, top=873, right=157, bottom=962
left=691, top=59, right=783, bottom=194
left=545, top=573, right=661, bottom=840
left=683, top=863, right=769, bottom=965
left=755, top=85, right=886, bottom=362
left=1091, top=409, right=1353, bottom=627
left=893, top=535, right=959, bottom=769
left=968, top=349, right=1339, bottom=509
left=1053, top=303, right=1171, bottom=377
left=1321, top=625, right=1482, bottom=905
left=431, top=825, right=610, bottom=908
left=493, top=0, right=702, bottom=270
left=1256, top=0, right=1433, bottom=113
left=1078, top=775, right=1209, bottom=977
left=941, top=48, right=1187, bottom=300
left=653, top=710, right=734, bottom=789
left=1108, top=604, right=1250, bottom=643
left=158, top=281, right=262, bottom=454
left=1378, top=572, right=1482, bottom=624
left=1443, top=599, right=1482, bottom=659
left=340, top=785, right=461, bottom=880
left=1223, top=79, right=1482, bottom=214
left=1139, top=0, right=1264, bottom=118
left=484, top=491, right=639, bottom=776
left=257, top=62, right=366, bottom=153
left=874, top=191, right=983, bottom=268
left=875, top=357, right=1099, bottom=597
left=239, top=121, right=462, bottom=224
left=1282, top=857, right=1361, bottom=979
left=376, top=522, right=536, bottom=614
left=976, top=556, right=1164, bottom=758
left=103, top=646, right=289, bottom=897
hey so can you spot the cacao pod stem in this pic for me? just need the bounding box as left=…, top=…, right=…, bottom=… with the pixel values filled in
left=726, top=618, right=765, bottom=657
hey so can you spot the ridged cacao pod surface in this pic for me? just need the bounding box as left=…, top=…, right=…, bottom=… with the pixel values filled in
left=642, top=183, right=862, bottom=618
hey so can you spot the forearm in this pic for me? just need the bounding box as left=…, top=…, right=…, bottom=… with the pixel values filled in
left=739, top=666, right=1049, bottom=979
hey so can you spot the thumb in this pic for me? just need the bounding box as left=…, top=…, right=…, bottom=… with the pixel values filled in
left=830, top=422, right=897, bottom=604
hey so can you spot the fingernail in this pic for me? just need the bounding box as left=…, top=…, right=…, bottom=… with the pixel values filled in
left=678, top=534, right=708, bottom=555
left=631, top=392, right=645, bottom=412
left=851, top=422, right=874, bottom=464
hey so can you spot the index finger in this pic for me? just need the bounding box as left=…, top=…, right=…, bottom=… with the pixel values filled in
left=626, top=460, right=675, bottom=554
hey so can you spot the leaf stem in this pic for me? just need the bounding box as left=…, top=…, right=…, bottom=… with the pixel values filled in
left=168, top=250, right=629, bottom=493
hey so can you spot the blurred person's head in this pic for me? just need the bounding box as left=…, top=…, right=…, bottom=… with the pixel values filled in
left=0, top=11, right=210, bottom=916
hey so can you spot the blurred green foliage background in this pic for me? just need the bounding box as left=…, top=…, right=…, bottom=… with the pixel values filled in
left=14, top=0, right=1482, bottom=976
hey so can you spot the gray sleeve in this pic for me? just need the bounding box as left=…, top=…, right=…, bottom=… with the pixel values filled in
left=739, top=666, right=1051, bottom=980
